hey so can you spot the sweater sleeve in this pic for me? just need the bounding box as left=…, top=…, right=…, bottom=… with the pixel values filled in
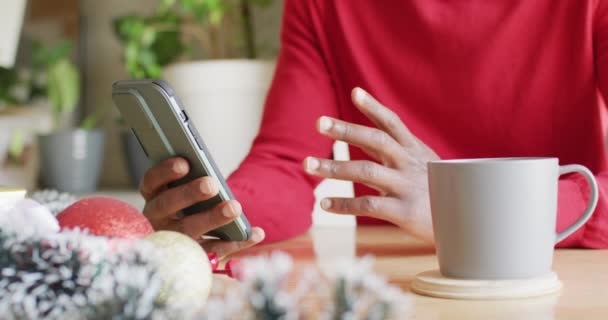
left=556, top=0, right=608, bottom=248
left=227, top=0, right=338, bottom=243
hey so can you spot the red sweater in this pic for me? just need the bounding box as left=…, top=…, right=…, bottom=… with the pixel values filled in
left=228, top=0, right=608, bottom=248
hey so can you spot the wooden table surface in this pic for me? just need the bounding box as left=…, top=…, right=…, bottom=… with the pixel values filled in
left=236, top=225, right=608, bottom=320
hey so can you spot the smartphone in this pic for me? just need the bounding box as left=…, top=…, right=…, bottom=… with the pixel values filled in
left=111, top=79, right=251, bottom=241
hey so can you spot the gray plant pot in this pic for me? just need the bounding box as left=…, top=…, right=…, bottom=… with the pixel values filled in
left=38, top=129, right=105, bottom=193
left=121, top=130, right=151, bottom=188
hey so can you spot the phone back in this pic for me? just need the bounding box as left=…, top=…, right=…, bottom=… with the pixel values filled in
left=112, top=80, right=250, bottom=241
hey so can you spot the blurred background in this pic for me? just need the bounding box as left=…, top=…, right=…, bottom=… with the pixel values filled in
left=0, top=0, right=354, bottom=226
left=0, top=0, right=281, bottom=189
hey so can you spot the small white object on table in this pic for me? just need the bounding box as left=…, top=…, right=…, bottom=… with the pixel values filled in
left=0, top=187, right=26, bottom=207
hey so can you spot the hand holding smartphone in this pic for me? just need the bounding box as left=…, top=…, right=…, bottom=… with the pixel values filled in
left=111, top=80, right=251, bottom=241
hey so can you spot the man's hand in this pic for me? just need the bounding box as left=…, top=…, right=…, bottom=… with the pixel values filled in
left=140, top=157, right=265, bottom=257
left=304, top=87, right=439, bottom=243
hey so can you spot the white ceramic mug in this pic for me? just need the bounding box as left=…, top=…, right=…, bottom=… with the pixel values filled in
left=428, top=158, right=598, bottom=279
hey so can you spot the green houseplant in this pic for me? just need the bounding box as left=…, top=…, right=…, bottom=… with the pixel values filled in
left=0, top=40, right=96, bottom=190
left=36, top=40, right=105, bottom=193
left=0, top=41, right=55, bottom=169
left=113, top=0, right=273, bottom=78
left=113, top=0, right=276, bottom=178
left=0, top=67, right=31, bottom=168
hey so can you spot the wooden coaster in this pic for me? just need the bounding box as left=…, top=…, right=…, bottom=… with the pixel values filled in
left=411, top=269, right=562, bottom=300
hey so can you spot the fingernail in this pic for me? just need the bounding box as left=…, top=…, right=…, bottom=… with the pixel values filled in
left=354, top=87, right=367, bottom=104
left=223, top=202, right=241, bottom=218
left=321, top=198, right=332, bottom=210
left=173, top=161, right=187, bottom=174
left=199, top=179, right=214, bottom=194
left=305, top=157, right=320, bottom=172
left=251, top=229, right=265, bottom=242
left=318, top=116, right=333, bottom=133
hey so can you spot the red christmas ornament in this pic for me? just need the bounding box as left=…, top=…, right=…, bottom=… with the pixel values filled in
left=57, top=197, right=153, bottom=239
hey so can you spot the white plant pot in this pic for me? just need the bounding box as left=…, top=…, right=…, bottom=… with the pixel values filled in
left=163, top=59, right=276, bottom=176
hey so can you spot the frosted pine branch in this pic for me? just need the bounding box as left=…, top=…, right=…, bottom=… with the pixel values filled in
left=0, top=229, right=183, bottom=319
left=29, top=189, right=78, bottom=216
left=198, top=252, right=410, bottom=320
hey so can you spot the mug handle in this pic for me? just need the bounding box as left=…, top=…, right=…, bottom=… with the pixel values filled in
left=556, top=164, right=599, bottom=243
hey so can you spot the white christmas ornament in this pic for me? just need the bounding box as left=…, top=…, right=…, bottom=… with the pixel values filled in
left=144, top=231, right=213, bottom=309
left=0, top=198, right=59, bottom=235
